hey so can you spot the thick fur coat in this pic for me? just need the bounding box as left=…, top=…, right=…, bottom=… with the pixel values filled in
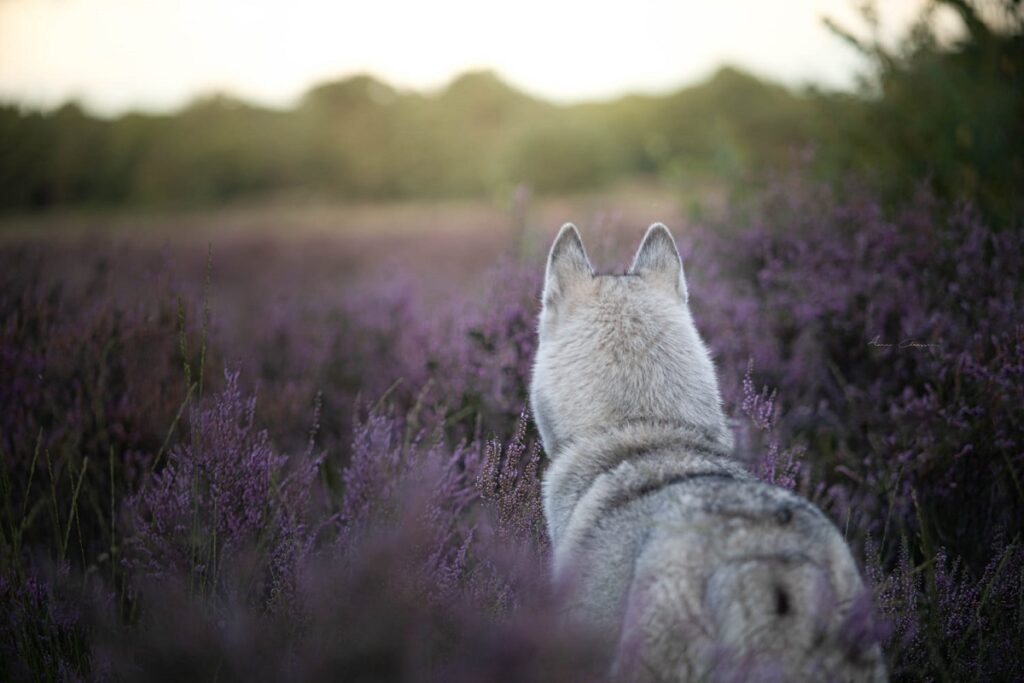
left=531, top=224, right=886, bottom=681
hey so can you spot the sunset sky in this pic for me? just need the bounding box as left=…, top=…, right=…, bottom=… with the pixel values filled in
left=0, top=0, right=936, bottom=115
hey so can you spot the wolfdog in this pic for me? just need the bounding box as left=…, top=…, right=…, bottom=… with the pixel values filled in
left=531, top=224, right=886, bottom=681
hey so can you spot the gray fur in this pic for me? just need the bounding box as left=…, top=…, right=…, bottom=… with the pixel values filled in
left=531, top=223, right=886, bottom=681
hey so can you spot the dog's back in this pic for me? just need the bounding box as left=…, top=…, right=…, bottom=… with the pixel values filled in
left=531, top=224, right=886, bottom=681
left=614, top=474, right=884, bottom=681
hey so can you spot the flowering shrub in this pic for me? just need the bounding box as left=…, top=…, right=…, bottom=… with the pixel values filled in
left=1, top=179, right=1021, bottom=680
left=125, top=369, right=325, bottom=609
left=692, top=181, right=1024, bottom=560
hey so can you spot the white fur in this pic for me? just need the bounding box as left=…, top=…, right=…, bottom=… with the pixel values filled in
left=530, top=223, right=886, bottom=682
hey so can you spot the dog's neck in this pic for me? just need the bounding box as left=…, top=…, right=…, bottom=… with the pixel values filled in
left=548, top=416, right=734, bottom=464
left=542, top=417, right=740, bottom=548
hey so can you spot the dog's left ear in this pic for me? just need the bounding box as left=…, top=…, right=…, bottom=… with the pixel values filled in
left=629, top=223, right=688, bottom=302
left=543, top=223, right=593, bottom=307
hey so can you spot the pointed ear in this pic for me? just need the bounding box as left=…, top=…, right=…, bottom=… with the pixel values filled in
left=629, top=223, right=688, bottom=301
left=542, top=223, right=593, bottom=307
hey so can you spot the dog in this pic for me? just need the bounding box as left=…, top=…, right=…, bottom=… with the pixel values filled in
left=530, top=223, right=886, bottom=681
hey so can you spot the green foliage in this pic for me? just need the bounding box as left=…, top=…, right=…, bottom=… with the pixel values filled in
left=0, top=68, right=817, bottom=210
left=2, top=0, right=1020, bottom=223
left=817, top=0, right=1024, bottom=225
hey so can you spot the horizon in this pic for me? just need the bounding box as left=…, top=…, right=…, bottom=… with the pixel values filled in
left=0, top=64, right=826, bottom=119
left=0, top=0, right=936, bottom=117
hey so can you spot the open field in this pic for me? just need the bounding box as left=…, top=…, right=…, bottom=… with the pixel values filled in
left=4, top=2, right=1023, bottom=677
left=0, top=182, right=710, bottom=296
left=2, top=177, right=1023, bottom=680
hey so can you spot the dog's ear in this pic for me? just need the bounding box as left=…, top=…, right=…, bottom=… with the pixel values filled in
left=629, top=223, right=688, bottom=302
left=543, top=223, right=593, bottom=307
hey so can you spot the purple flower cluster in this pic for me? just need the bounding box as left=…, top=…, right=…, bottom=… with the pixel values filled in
left=737, top=360, right=804, bottom=492
left=94, top=401, right=599, bottom=682
left=125, top=369, right=324, bottom=609
left=686, top=177, right=1024, bottom=678
left=1, top=176, right=1021, bottom=680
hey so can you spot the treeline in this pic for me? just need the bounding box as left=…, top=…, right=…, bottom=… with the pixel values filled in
left=0, top=67, right=817, bottom=209
left=1, top=0, right=1021, bottom=224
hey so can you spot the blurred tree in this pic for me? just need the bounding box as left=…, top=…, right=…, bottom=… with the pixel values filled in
left=14, top=18, right=1022, bottom=220
left=819, top=0, right=1024, bottom=225
left=0, top=66, right=824, bottom=211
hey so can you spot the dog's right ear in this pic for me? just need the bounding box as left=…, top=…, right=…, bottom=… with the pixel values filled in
left=629, top=223, right=687, bottom=302
left=542, top=223, right=593, bottom=307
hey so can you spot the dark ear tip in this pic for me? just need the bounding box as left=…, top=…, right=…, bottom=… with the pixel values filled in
left=543, top=223, right=592, bottom=302
left=547, top=222, right=592, bottom=273
left=645, top=223, right=680, bottom=257
left=644, top=222, right=675, bottom=243
left=630, top=221, right=685, bottom=280
left=555, top=222, right=582, bottom=243
left=635, top=222, right=680, bottom=258
left=550, top=223, right=584, bottom=256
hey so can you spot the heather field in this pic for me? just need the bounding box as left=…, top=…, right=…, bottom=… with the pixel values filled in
left=3, top=1, right=1022, bottom=679
left=1, top=175, right=1021, bottom=682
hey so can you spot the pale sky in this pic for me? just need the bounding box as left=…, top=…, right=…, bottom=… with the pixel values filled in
left=0, top=0, right=933, bottom=115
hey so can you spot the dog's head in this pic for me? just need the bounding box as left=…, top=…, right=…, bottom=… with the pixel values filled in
left=530, top=223, right=730, bottom=458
